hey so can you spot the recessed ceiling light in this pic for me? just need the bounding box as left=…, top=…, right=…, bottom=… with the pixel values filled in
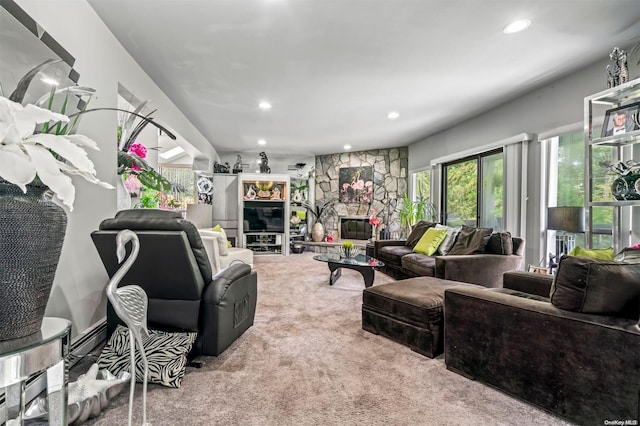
left=344, top=145, right=351, bottom=150
left=41, top=77, right=59, bottom=86
left=258, top=101, right=272, bottom=110
left=387, top=111, right=400, bottom=120
left=258, top=139, right=267, bottom=145
left=503, top=19, right=531, bottom=34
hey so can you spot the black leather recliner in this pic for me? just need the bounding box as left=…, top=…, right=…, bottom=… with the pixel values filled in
left=91, top=209, right=257, bottom=357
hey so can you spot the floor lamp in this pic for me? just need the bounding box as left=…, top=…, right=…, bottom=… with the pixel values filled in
left=547, top=206, right=585, bottom=274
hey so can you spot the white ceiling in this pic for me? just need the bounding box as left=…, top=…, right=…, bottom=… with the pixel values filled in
left=88, top=0, right=640, bottom=157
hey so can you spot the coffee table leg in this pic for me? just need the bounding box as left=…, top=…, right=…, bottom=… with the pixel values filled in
left=328, top=263, right=342, bottom=285
left=361, top=267, right=375, bottom=288
left=327, top=262, right=375, bottom=287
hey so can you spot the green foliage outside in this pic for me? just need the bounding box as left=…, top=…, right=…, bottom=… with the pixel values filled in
left=137, top=188, right=159, bottom=209
left=556, top=133, right=613, bottom=228
left=445, top=160, right=478, bottom=226
left=415, top=170, right=431, bottom=201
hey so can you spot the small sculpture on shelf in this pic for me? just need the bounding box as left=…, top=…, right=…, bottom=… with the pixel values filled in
left=258, top=152, right=271, bottom=173
left=232, top=154, right=243, bottom=174
left=600, top=160, right=640, bottom=200
left=213, top=161, right=230, bottom=173
left=606, top=47, right=629, bottom=88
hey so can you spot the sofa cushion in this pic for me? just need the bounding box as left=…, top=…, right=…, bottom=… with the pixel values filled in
left=486, top=231, right=513, bottom=255
left=405, top=221, right=437, bottom=249
left=447, top=226, right=493, bottom=255
left=401, top=253, right=436, bottom=277
left=568, top=246, right=614, bottom=260
left=377, top=245, right=414, bottom=267
left=550, top=255, right=640, bottom=319
left=413, top=228, right=448, bottom=256
left=435, top=224, right=461, bottom=255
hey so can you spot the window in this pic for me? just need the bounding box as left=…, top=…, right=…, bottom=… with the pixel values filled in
left=549, top=131, right=613, bottom=248
left=442, top=149, right=503, bottom=228
left=414, top=169, right=431, bottom=201
left=157, top=164, right=196, bottom=210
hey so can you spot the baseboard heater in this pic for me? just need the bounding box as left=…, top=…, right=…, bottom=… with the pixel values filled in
left=0, top=318, right=107, bottom=423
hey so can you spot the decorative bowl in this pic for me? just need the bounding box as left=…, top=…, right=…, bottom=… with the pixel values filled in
left=338, top=246, right=361, bottom=259
left=24, top=364, right=130, bottom=425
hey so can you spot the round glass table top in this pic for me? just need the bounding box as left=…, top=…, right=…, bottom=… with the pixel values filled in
left=0, top=317, right=71, bottom=357
left=313, top=252, right=384, bottom=267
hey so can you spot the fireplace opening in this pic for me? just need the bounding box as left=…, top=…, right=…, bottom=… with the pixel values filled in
left=338, top=216, right=372, bottom=241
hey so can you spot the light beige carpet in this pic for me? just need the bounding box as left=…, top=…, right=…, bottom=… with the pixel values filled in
left=85, top=252, right=572, bottom=425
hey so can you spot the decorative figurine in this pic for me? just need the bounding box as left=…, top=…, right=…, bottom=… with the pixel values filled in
left=258, top=152, right=271, bottom=173
left=213, top=161, right=230, bottom=173
left=107, top=230, right=150, bottom=426
left=607, top=47, right=629, bottom=88
left=232, top=154, right=243, bottom=174
left=271, top=186, right=281, bottom=200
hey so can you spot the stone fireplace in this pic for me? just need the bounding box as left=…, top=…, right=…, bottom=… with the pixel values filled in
left=338, top=216, right=372, bottom=241
left=314, top=147, right=408, bottom=241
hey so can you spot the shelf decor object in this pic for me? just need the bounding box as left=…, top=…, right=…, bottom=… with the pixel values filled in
left=584, top=76, right=640, bottom=253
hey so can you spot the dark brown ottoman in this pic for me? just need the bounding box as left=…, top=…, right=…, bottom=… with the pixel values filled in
left=362, top=277, right=476, bottom=357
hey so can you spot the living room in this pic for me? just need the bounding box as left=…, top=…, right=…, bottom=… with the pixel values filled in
left=1, top=0, right=640, bottom=425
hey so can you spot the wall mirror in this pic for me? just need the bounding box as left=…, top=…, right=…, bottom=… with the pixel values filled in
left=0, top=0, right=80, bottom=103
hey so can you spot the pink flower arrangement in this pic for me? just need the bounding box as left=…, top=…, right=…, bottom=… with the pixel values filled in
left=369, top=208, right=381, bottom=228
left=123, top=174, right=142, bottom=196
left=128, top=142, right=147, bottom=158
left=326, top=235, right=334, bottom=243
left=127, top=143, right=147, bottom=172
left=630, top=242, right=640, bottom=249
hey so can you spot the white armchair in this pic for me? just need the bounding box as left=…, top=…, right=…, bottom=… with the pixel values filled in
left=198, top=229, right=254, bottom=275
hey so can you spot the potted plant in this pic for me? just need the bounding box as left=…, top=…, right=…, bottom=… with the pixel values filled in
left=338, top=240, right=360, bottom=258
left=302, top=198, right=338, bottom=242
left=397, top=193, right=437, bottom=236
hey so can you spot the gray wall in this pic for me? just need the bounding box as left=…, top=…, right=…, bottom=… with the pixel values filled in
left=16, top=0, right=216, bottom=339
left=408, top=49, right=640, bottom=268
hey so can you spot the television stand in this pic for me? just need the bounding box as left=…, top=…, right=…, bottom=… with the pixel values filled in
left=244, top=232, right=284, bottom=255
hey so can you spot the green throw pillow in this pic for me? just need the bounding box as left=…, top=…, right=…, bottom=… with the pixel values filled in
left=413, top=228, right=448, bottom=256
left=568, top=246, right=614, bottom=260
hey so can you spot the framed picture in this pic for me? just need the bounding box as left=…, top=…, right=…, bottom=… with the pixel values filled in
left=339, top=166, right=373, bottom=203
left=600, top=101, right=640, bottom=138
left=527, top=265, right=550, bottom=275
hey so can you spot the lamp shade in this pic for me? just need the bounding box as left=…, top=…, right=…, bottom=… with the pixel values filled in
left=547, top=206, right=585, bottom=232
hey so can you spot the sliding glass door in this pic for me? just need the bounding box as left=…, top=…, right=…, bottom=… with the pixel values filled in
left=443, top=149, right=503, bottom=229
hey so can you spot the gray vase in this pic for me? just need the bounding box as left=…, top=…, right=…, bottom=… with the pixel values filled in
left=0, top=180, right=67, bottom=340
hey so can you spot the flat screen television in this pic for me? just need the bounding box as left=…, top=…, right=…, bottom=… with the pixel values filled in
left=243, top=201, right=285, bottom=233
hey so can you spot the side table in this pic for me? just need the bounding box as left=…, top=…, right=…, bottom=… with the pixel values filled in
left=0, top=317, right=72, bottom=425
left=366, top=242, right=375, bottom=258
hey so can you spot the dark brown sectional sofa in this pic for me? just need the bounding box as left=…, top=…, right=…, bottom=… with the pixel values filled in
left=445, top=258, right=640, bottom=425
left=374, top=222, right=525, bottom=287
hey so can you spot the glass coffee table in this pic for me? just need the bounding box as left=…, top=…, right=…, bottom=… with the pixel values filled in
left=313, top=252, right=385, bottom=288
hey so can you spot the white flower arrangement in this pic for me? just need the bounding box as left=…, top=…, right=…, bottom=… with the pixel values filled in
left=0, top=95, right=112, bottom=210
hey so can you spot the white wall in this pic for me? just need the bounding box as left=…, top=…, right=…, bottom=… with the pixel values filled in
left=408, top=50, right=639, bottom=268
left=15, top=0, right=216, bottom=338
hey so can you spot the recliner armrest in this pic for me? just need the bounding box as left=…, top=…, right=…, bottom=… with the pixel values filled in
left=204, top=263, right=253, bottom=304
